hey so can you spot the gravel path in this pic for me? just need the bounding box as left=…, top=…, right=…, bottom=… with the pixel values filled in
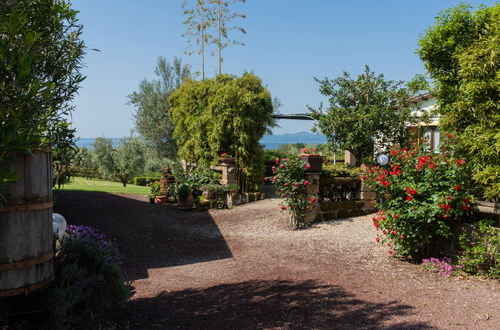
left=55, top=191, right=499, bottom=329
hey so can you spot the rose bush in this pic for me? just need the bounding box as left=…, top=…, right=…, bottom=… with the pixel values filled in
left=265, top=157, right=316, bottom=229
left=364, top=136, right=473, bottom=258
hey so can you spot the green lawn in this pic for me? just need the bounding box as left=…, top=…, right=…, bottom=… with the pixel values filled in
left=59, top=177, right=150, bottom=194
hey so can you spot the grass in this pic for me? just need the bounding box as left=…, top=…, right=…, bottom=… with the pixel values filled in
left=59, top=177, right=150, bottom=194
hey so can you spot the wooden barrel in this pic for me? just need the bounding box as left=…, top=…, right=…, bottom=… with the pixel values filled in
left=0, top=151, right=54, bottom=297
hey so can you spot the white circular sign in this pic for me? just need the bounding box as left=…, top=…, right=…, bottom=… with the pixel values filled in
left=52, top=213, right=67, bottom=238
left=376, top=154, right=390, bottom=166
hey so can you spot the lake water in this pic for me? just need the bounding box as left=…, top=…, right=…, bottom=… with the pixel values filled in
left=76, top=132, right=327, bottom=150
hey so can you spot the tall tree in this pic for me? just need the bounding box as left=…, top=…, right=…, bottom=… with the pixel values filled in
left=128, top=57, right=191, bottom=160
left=182, top=0, right=213, bottom=80
left=418, top=3, right=499, bottom=201
left=209, top=0, right=246, bottom=75
left=113, top=136, right=145, bottom=186
left=309, top=66, right=428, bottom=162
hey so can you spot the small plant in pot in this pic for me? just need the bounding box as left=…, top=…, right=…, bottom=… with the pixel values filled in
left=220, top=153, right=235, bottom=164
left=177, top=183, right=193, bottom=209
left=148, top=181, right=160, bottom=204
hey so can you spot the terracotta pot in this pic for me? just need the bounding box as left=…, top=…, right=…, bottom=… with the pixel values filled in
left=300, top=154, right=323, bottom=172
left=155, top=196, right=166, bottom=204
left=220, top=157, right=236, bottom=164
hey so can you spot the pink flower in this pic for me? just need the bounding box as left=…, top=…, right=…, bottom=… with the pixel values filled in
left=264, top=177, right=269, bottom=182
left=302, top=148, right=308, bottom=153
left=305, top=163, right=311, bottom=170
left=284, top=183, right=289, bottom=187
left=310, top=197, right=317, bottom=202
left=399, top=235, right=404, bottom=239
left=293, top=182, right=299, bottom=187
left=303, top=180, right=311, bottom=185
left=275, top=158, right=280, bottom=164
left=375, top=237, right=380, bottom=243
left=279, top=164, right=284, bottom=168
left=281, top=193, right=286, bottom=198
left=312, top=148, right=317, bottom=152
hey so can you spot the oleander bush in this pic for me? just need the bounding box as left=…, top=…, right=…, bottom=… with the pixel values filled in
left=365, top=136, right=474, bottom=259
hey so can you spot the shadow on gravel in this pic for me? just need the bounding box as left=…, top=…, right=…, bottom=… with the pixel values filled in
left=54, top=191, right=233, bottom=281
left=130, top=279, right=432, bottom=330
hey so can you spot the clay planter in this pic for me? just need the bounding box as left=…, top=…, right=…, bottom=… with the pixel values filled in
left=300, top=154, right=323, bottom=172
left=155, top=196, right=167, bottom=204
left=220, top=157, right=236, bottom=164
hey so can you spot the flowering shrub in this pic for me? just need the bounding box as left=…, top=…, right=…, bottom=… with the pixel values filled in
left=365, top=136, right=473, bottom=258
left=52, top=225, right=132, bottom=329
left=265, top=157, right=316, bottom=229
left=420, top=257, right=463, bottom=276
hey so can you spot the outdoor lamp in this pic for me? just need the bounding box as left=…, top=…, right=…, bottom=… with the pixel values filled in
left=52, top=213, right=67, bottom=238
left=376, top=154, right=389, bottom=166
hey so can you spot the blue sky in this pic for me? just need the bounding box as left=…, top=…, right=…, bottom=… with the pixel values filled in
left=71, top=0, right=494, bottom=138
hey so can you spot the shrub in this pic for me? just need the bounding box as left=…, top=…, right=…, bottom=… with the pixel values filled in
left=148, top=181, right=161, bottom=199
left=364, top=136, right=473, bottom=259
left=134, top=176, right=161, bottom=186
left=459, top=220, right=500, bottom=279
left=52, top=225, right=132, bottom=329
left=265, top=157, right=315, bottom=229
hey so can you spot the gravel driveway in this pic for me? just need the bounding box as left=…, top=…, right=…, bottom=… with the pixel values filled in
left=55, top=191, right=499, bottom=329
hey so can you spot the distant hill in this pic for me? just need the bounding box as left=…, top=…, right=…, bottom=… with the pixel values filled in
left=76, top=132, right=327, bottom=150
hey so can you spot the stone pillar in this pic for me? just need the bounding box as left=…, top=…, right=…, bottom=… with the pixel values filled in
left=300, top=154, right=323, bottom=224
left=305, top=171, right=321, bottom=224
left=344, top=150, right=357, bottom=166
left=358, top=164, right=377, bottom=207
left=220, top=162, right=237, bottom=186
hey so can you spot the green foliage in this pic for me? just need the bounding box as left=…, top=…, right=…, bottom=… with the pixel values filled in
left=169, top=73, right=276, bottom=190
left=71, top=147, right=97, bottom=179
left=128, top=57, right=191, bottom=160
left=265, top=158, right=315, bottom=229
left=114, top=136, right=145, bottom=186
left=322, top=163, right=361, bottom=178
left=418, top=3, right=500, bottom=201
left=91, top=137, right=145, bottom=186
left=459, top=220, right=500, bottom=279
left=364, top=137, right=473, bottom=259
left=148, top=181, right=161, bottom=199
left=309, top=66, right=428, bottom=163
left=134, top=177, right=161, bottom=186
left=0, top=0, right=85, bottom=202
left=320, top=178, right=361, bottom=202
left=52, top=225, right=131, bottom=329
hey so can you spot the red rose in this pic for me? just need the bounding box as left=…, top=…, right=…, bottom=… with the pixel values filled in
left=279, top=164, right=284, bottom=168
left=305, top=163, right=311, bottom=169
left=381, top=180, right=389, bottom=187
left=406, top=187, right=416, bottom=195
left=456, top=159, right=464, bottom=165
left=443, top=214, right=448, bottom=219
left=304, top=180, right=311, bottom=185
left=382, top=230, right=387, bottom=235
left=399, top=235, right=404, bottom=239
left=289, top=205, right=295, bottom=209
left=393, top=214, right=399, bottom=219
left=281, top=193, right=286, bottom=198
left=462, top=205, right=469, bottom=210
left=375, top=237, right=380, bottom=242
left=463, top=198, right=470, bottom=204
left=284, top=183, right=289, bottom=187
left=392, top=230, right=397, bottom=235
left=310, top=197, right=317, bottom=203
left=323, top=160, right=329, bottom=164
left=429, top=162, right=435, bottom=169
left=293, top=183, right=299, bottom=187
left=312, top=148, right=317, bottom=152
left=447, top=134, right=453, bottom=138
left=454, top=185, right=460, bottom=191
left=280, top=206, right=286, bottom=210
left=275, top=158, right=280, bottom=164
left=388, top=250, right=393, bottom=255
left=391, top=150, right=397, bottom=156
left=406, top=195, right=413, bottom=202
left=387, top=243, right=391, bottom=247
left=264, top=177, right=269, bottom=181
left=302, top=148, right=308, bottom=153
left=361, top=175, right=366, bottom=181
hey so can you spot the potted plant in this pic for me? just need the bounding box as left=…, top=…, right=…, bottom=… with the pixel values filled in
left=177, top=183, right=193, bottom=210
left=220, top=153, right=236, bottom=164
left=148, top=181, right=160, bottom=204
